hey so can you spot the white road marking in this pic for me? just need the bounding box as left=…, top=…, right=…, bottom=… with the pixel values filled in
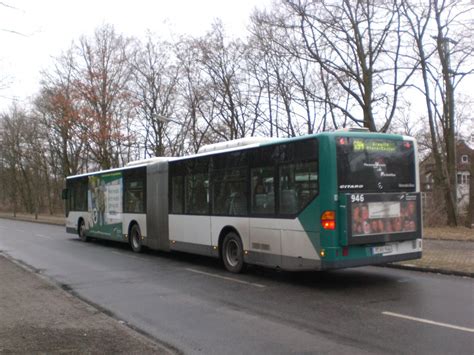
left=382, top=311, right=474, bottom=333
left=15, top=229, right=26, bottom=233
left=35, top=234, right=52, bottom=240
left=186, top=268, right=266, bottom=288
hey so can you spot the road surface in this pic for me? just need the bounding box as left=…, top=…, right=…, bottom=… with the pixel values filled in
left=0, top=218, right=472, bottom=354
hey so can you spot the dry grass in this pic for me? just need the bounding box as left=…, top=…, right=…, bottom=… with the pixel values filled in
left=424, top=226, right=474, bottom=241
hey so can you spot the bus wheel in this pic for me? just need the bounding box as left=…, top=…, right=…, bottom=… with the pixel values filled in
left=78, top=219, right=88, bottom=242
left=129, top=224, right=143, bottom=253
left=222, top=232, right=245, bottom=273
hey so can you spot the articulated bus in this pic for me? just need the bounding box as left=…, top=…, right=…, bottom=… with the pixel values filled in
left=65, top=130, right=422, bottom=273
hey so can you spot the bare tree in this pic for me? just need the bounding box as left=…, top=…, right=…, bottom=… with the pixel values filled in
left=36, top=50, right=87, bottom=178
left=246, top=16, right=280, bottom=137
left=130, top=36, right=180, bottom=157
left=0, top=105, right=46, bottom=215
left=402, top=0, right=474, bottom=226
left=467, top=151, right=474, bottom=228
left=197, top=21, right=256, bottom=140
left=249, top=11, right=306, bottom=137
left=282, top=0, right=416, bottom=131
left=72, top=25, right=135, bottom=169
left=175, top=36, right=215, bottom=154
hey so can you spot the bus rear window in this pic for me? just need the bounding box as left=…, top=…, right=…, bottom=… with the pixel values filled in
left=336, top=137, right=415, bottom=192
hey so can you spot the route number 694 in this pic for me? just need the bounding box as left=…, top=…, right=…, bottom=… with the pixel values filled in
left=351, top=194, right=365, bottom=203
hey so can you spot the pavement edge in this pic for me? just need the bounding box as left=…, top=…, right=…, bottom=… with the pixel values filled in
left=384, top=263, right=474, bottom=278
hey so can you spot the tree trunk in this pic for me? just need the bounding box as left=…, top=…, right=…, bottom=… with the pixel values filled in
left=467, top=156, right=474, bottom=228
left=434, top=0, right=458, bottom=226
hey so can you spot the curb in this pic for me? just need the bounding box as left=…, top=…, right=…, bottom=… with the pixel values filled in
left=384, top=263, right=474, bottom=278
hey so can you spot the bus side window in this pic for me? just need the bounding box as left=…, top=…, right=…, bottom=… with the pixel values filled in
left=125, top=181, right=145, bottom=213
left=211, top=152, right=248, bottom=216
left=185, top=173, right=209, bottom=214
left=170, top=175, right=184, bottom=214
left=212, top=169, right=247, bottom=216
left=251, top=167, right=275, bottom=214
left=70, top=177, right=88, bottom=212
left=184, top=157, right=210, bottom=215
left=124, top=168, right=146, bottom=214
left=279, top=161, right=318, bottom=215
left=69, top=184, right=75, bottom=213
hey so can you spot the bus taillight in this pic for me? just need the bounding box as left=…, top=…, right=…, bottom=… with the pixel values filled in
left=321, top=210, right=336, bottom=230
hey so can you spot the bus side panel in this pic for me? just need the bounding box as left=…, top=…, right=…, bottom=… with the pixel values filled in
left=66, top=211, right=90, bottom=234
left=169, top=215, right=213, bottom=256
left=247, top=217, right=321, bottom=270
left=146, top=161, right=170, bottom=251
left=280, top=230, right=321, bottom=270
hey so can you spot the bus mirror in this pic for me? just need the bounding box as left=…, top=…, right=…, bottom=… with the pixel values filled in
left=62, top=188, right=68, bottom=200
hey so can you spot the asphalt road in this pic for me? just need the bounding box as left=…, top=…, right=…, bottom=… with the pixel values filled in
left=0, top=218, right=473, bottom=355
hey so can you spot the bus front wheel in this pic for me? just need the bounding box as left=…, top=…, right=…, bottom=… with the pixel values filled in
left=222, top=232, right=245, bottom=273
left=78, top=219, right=88, bottom=242
left=129, top=224, right=143, bottom=253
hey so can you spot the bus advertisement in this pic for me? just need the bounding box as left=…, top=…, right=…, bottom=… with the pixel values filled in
left=64, top=130, right=422, bottom=273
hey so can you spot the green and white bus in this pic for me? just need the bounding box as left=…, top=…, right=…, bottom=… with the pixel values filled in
left=65, top=129, right=422, bottom=273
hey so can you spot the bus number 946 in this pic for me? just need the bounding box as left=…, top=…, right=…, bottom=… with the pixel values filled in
left=351, top=194, right=365, bottom=203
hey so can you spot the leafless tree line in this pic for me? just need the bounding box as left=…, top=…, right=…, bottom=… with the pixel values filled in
left=0, top=1, right=472, bottom=226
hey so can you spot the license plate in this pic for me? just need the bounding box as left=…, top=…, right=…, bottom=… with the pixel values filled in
left=373, top=245, right=393, bottom=255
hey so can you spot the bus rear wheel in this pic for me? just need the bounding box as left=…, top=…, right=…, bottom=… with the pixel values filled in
left=129, top=224, right=143, bottom=253
left=222, top=232, right=245, bottom=273
left=78, top=219, right=88, bottom=242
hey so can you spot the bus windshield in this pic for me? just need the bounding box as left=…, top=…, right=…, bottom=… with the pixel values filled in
left=336, top=137, right=415, bottom=193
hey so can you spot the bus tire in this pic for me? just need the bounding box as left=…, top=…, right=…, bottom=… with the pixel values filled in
left=78, top=219, right=88, bottom=242
left=129, top=224, right=143, bottom=253
left=222, top=232, right=245, bottom=273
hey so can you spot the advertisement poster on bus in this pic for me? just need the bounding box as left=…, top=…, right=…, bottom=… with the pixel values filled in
left=347, top=193, right=420, bottom=244
left=88, top=172, right=123, bottom=240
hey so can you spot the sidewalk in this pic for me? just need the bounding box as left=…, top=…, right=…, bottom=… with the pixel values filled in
left=0, top=253, right=176, bottom=354
left=392, top=239, right=474, bottom=277
left=0, top=212, right=473, bottom=277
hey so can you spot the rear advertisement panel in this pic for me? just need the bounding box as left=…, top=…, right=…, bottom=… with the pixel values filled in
left=346, top=192, right=421, bottom=245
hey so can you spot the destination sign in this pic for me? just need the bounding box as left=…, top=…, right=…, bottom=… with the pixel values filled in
left=353, top=139, right=397, bottom=153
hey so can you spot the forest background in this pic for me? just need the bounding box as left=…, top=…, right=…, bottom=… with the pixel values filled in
left=0, top=0, right=472, bottom=227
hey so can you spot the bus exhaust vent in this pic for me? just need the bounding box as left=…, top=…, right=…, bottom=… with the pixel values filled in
left=198, top=137, right=278, bottom=154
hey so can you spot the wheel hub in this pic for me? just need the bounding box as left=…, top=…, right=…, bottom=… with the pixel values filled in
left=226, top=240, right=240, bottom=267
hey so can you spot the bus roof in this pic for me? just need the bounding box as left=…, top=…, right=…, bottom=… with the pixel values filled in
left=66, top=131, right=415, bottom=179
left=66, top=159, right=172, bottom=180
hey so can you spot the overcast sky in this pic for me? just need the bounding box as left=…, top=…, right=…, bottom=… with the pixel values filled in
left=0, top=0, right=273, bottom=111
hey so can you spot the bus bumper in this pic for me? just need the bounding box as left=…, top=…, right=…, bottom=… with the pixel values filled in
left=320, top=251, right=422, bottom=270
